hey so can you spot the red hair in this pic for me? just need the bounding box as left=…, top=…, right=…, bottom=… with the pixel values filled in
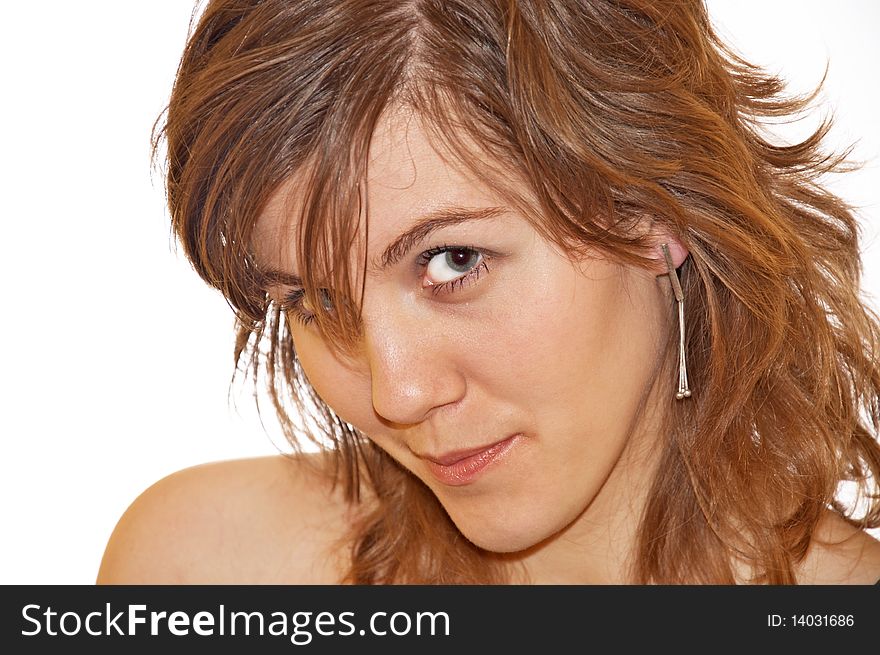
left=156, top=0, right=880, bottom=583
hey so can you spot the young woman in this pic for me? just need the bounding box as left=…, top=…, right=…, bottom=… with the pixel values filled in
left=98, top=0, right=880, bottom=584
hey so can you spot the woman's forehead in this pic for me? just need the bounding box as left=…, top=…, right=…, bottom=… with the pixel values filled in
left=252, top=106, right=515, bottom=280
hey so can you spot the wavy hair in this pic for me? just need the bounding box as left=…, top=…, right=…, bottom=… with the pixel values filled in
left=155, top=0, right=880, bottom=583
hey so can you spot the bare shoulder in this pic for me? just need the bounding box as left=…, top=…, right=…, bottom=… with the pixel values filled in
left=795, top=510, right=880, bottom=585
left=97, top=453, right=360, bottom=584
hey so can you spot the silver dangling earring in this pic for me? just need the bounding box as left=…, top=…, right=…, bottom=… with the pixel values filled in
left=660, top=244, right=691, bottom=400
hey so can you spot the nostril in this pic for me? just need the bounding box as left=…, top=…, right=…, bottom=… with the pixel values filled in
left=369, top=361, right=468, bottom=427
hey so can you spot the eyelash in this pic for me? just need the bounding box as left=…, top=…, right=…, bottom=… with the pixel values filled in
left=278, top=288, right=325, bottom=327
left=279, top=244, right=490, bottom=327
left=416, top=244, right=490, bottom=296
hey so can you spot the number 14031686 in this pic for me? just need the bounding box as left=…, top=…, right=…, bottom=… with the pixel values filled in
left=767, top=614, right=854, bottom=628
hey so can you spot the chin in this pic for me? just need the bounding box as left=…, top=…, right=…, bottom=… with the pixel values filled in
left=449, top=511, right=562, bottom=554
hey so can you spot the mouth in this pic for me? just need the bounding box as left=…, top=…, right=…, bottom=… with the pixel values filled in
left=419, top=434, right=521, bottom=486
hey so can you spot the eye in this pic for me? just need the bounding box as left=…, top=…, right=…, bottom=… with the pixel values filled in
left=417, top=245, right=490, bottom=294
left=305, top=288, right=334, bottom=313
left=279, top=288, right=333, bottom=327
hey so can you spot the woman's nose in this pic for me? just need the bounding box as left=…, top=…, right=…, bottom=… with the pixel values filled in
left=360, top=302, right=467, bottom=427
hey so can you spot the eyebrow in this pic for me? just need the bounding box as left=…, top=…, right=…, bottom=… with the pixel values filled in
left=258, top=267, right=303, bottom=289
left=371, top=205, right=507, bottom=273
left=258, top=205, right=507, bottom=287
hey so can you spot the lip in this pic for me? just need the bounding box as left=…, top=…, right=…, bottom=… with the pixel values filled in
left=422, top=434, right=520, bottom=486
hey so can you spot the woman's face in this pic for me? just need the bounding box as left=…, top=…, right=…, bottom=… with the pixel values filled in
left=254, top=106, right=682, bottom=554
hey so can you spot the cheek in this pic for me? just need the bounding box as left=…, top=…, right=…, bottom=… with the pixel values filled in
left=459, top=262, right=625, bottom=401
left=287, top=323, right=374, bottom=429
left=461, top=260, right=661, bottom=439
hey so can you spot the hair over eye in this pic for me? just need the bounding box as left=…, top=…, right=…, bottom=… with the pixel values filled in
left=280, top=287, right=334, bottom=326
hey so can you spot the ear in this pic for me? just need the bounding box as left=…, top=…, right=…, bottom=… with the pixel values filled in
left=643, top=224, right=689, bottom=276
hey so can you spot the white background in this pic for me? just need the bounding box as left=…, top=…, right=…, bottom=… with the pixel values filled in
left=1, top=2, right=878, bottom=584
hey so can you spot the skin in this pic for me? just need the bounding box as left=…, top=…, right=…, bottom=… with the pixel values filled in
left=97, top=105, right=880, bottom=585
left=253, top=104, right=688, bottom=583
